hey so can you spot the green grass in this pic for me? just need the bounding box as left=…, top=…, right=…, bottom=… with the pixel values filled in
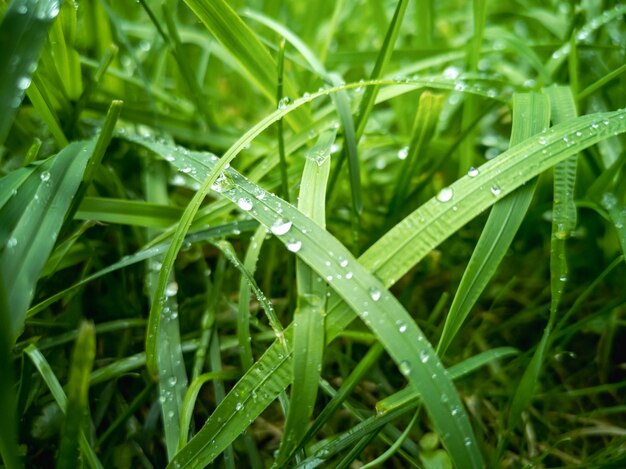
left=1, top=1, right=626, bottom=468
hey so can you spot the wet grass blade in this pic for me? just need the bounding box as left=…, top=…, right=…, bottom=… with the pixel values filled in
left=0, top=0, right=61, bottom=145
left=437, top=92, right=551, bottom=355
left=56, top=322, right=95, bottom=469
left=505, top=86, right=579, bottom=442
left=1, top=140, right=95, bottom=342
left=274, top=130, right=333, bottom=466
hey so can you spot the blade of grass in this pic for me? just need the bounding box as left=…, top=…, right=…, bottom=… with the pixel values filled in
left=274, top=130, right=333, bottom=466
left=1, top=140, right=94, bottom=342
left=437, top=92, right=551, bottom=356
left=237, top=226, right=267, bottom=371
left=0, top=0, right=61, bottom=146
left=143, top=160, right=188, bottom=462
left=504, top=86, right=579, bottom=456
left=56, top=322, right=95, bottom=469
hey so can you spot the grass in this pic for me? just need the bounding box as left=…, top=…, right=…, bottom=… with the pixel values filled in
left=1, top=0, right=626, bottom=468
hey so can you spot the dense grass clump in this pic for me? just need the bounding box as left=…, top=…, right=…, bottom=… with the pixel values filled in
left=1, top=0, right=625, bottom=468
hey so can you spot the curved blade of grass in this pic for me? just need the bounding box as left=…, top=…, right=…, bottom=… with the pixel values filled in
left=437, top=92, right=551, bottom=355
left=24, top=344, right=102, bottom=468
left=0, top=0, right=60, bottom=146
left=182, top=0, right=308, bottom=131
left=1, top=140, right=94, bottom=342
left=274, top=130, right=333, bottom=466
left=130, top=105, right=626, bottom=469
left=56, top=322, right=95, bottom=469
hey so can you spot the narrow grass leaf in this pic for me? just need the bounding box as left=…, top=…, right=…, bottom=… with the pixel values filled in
left=1, top=140, right=95, bottom=342
left=438, top=92, right=551, bottom=355
left=0, top=0, right=60, bottom=145
left=546, top=85, right=578, bottom=315
left=56, top=322, right=95, bottom=469
left=275, top=130, right=333, bottom=466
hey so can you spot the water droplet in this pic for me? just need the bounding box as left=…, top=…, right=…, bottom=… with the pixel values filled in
left=339, top=258, right=349, bottom=268
left=165, top=281, right=178, bottom=297
left=397, top=146, right=409, bottom=160
left=436, top=187, right=454, bottom=202
left=399, top=360, right=411, bottom=376
left=467, top=167, right=479, bottom=177
left=237, top=197, right=253, bottom=211
left=442, top=66, right=461, bottom=80
left=397, top=321, right=407, bottom=333
left=277, top=97, right=292, bottom=109
left=419, top=350, right=430, bottom=363
left=7, top=237, right=17, bottom=248
left=464, top=437, right=472, bottom=447
left=538, top=136, right=548, bottom=145
left=451, top=405, right=461, bottom=416
left=369, top=288, right=381, bottom=302
left=40, top=171, right=50, bottom=182
left=271, top=219, right=292, bottom=236
left=167, top=410, right=175, bottom=419
left=490, top=185, right=502, bottom=197
left=168, top=376, right=177, bottom=387
left=286, top=240, right=302, bottom=252
left=17, top=76, right=31, bottom=90
left=235, top=402, right=244, bottom=411
left=345, top=271, right=353, bottom=279
left=485, top=148, right=499, bottom=160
